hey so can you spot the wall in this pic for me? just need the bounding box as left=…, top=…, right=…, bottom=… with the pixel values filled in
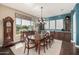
left=45, top=12, right=71, bottom=32
left=71, top=3, right=79, bottom=46
left=72, top=10, right=76, bottom=43
left=46, top=13, right=71, bottom=20
left=0, top=5, right=15, bottom=46
left=74, top=3, right=79, bottom=46
left=0, top=4, right=37, bottom=46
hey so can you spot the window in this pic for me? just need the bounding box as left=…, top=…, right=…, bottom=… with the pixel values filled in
left=22, top=19, right=31, bottom=31
left=30, top=21, right=34, bottom=26
left=16, top=17, right=33, bottom=41
left=56, top=19, right=63, bottom=29
left=45, top=20, right=49, bottom=29
left=22, top=19, right=30, bottom=26
left=44, top=19, right=63, bottom=30
left=16, top=17, right=22, bottom=42
left=16, top=17, right=22, bottom=35
left=50, top=20, right=55, bottom=29
left=16, top=18, right=34, bottom=32
left=16, top=18, right=21, bottom=25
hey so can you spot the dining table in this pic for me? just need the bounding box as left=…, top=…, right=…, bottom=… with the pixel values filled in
left=28, top=32, right=45, bottom=54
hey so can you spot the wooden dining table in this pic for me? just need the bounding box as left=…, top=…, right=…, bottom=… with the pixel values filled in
left=28, top=32, right=45, bottom=54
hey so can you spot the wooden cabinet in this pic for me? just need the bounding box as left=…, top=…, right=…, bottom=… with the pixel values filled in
left=3, top=16, right=14, bottom=47
left=51, top=31, right=71, bottom=42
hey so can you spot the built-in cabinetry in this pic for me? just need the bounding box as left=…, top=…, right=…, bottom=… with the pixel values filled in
left=51, top=31, right=71, bottom=42
left=54, top=32, right=71, bottom=42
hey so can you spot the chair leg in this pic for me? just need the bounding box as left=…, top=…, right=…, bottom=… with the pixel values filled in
left=38, top=46, right=40, bottom=54
left=24, top=46, right=26, bottom=53
left=27, top=41, right=29, bottom=55
left=46, top=41, right=48, bottom=49
left=49, top=40, right=51, bottom=48
left=27, top=48, right=29, bottom=55
left=35, top=44, right=38, bottom=52
left=46, top=44, right=48, bottom=49
left=24, top=42, right=26, bottom=53
left=44, top=45, right=46, bottom=53
left=38, top=43, right=40, bottom=55
left=44, top=41, right=46, bottom=53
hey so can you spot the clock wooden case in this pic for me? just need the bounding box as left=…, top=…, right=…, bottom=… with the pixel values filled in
left=65, top=16, right=71, bottom=31
left=3, top=16, right=14, bottom=47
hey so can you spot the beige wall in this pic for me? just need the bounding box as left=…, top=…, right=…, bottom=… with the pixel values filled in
left=0, top=5, right=37, bottom=47
left=0, top=5, right=15, bottom=46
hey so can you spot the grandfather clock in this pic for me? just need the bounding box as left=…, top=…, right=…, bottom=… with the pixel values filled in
left=65, top=16, right=71, bottom=31
left=3, top=16, right=14, bottom=47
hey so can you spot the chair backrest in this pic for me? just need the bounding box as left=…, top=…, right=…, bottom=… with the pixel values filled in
left=35, top=32, right=41, bottom=40
left=44, top=32, right=50, bottom=38
left=20, top=31, right=29, bottom=41
left=34, top=32, right=41, bottom=44
left=50, top=31, right=55, bottom=39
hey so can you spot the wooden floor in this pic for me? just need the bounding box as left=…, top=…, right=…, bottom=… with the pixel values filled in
left=75, top=48, right=79, bottom=55
left=0, top=47, right=14, bottom=55
left=0, top=40, right=78, bottom=55
left=60, top=41, right=74, bottom=55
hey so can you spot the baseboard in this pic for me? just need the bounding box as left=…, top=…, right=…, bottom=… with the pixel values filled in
left=71, top=40, right=76, bottom=44
left=71, top=40, right=78, bottom=48
left=71, top=40, right=79, bottom=48
left=75, top=44, right=79, bottom=48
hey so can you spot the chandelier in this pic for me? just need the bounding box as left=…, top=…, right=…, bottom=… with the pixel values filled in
left=37, top=6, right=45, bottom=33
left=38, top=6, right=45, bottom=23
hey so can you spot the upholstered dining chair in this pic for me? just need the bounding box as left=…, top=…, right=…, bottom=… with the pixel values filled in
left=44, top=32, right=51, bottom=48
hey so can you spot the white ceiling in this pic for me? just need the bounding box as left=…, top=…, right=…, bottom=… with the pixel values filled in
left=1, top=3, right=76, bottom=17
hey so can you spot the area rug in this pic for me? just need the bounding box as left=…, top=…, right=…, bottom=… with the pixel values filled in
left=10, top=39, right=62, bottom=55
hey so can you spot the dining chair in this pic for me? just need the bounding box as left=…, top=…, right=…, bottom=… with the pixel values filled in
left=35, top=32, right=47, bottom=54
left=50, top=31, right=54, bottom=47
left=23, top=32, right=36, bottom=55
left=44, top=32, right=51, bottom=48
left=50, top=31, right=54, bottom=41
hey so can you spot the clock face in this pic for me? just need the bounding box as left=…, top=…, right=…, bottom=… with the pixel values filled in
left=6, top=21, right=11, bottom=27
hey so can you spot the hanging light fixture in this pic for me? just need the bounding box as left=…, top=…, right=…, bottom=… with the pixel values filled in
left=39, top=6, right=45, bottom=24
left=35, top=5, right=46, bottom=33
left=41, top=6, right=43, bottom=22
left=37, top=6, right=45, bottom=33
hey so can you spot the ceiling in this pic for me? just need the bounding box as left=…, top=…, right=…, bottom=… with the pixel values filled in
left=1, top=3, right=76, bottom=17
